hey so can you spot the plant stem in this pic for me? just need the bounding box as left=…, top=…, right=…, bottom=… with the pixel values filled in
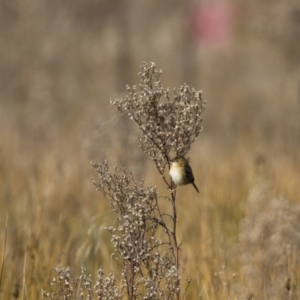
left=171, top=190, right=180, bottom=300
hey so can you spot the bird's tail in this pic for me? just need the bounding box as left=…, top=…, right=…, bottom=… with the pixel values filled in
left=192, top=182, right=200, bottom=193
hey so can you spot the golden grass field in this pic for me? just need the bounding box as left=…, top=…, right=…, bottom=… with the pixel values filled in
left=1, top=1, right=300, bottom=299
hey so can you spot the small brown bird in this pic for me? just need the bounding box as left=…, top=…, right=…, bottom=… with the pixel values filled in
left=169, top=157, right=199, bottom=193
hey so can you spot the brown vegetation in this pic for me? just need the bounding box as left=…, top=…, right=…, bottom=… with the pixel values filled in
left=1, top=0, right=300, bottom=299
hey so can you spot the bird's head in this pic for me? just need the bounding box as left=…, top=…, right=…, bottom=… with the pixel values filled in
left=171, top=157, right=189, bottom=167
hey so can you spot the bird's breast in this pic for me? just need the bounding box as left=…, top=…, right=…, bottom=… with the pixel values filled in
left=169, top=167, right=185, bottom=185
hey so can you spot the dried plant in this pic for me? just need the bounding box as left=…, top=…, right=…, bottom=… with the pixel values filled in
left=42, top=267, right=122, bottom=300
left=43, top=62, right=205, bottom=300
left=111, top=61, right=205, bottom=176
left=92, top=62, right=205, bottom=299
left=238, top=183, right=300, bottom=299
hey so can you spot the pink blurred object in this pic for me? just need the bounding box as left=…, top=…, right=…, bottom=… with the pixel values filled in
left=190, top=0, right=233, bottom=48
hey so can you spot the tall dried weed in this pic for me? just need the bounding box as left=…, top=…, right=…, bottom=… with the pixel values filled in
left=43, top=62, right=206, bottom=299
left=238, top=183, right=300, bottom=299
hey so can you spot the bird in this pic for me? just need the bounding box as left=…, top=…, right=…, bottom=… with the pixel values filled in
left=169, top=157, right=199, bottom=193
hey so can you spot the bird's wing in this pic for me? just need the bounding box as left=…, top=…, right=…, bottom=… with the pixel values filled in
left=185, top=165, right=195, bottom=182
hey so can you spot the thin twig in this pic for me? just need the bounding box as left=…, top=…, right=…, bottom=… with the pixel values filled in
left=21, top=247, right=27, bottom=300
left=0, top=214, right=8, bottom=291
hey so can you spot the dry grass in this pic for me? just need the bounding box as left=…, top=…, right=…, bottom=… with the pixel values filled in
left=1, top=0, right=300, bottom=299
left=2, top=120, right=300, bottom=299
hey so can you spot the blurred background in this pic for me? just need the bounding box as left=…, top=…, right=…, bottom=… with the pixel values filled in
left=1, top=0, right=300, bottom=298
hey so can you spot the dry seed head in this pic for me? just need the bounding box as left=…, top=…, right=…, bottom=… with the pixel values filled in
left=111, top=62, right=206, bottom=174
